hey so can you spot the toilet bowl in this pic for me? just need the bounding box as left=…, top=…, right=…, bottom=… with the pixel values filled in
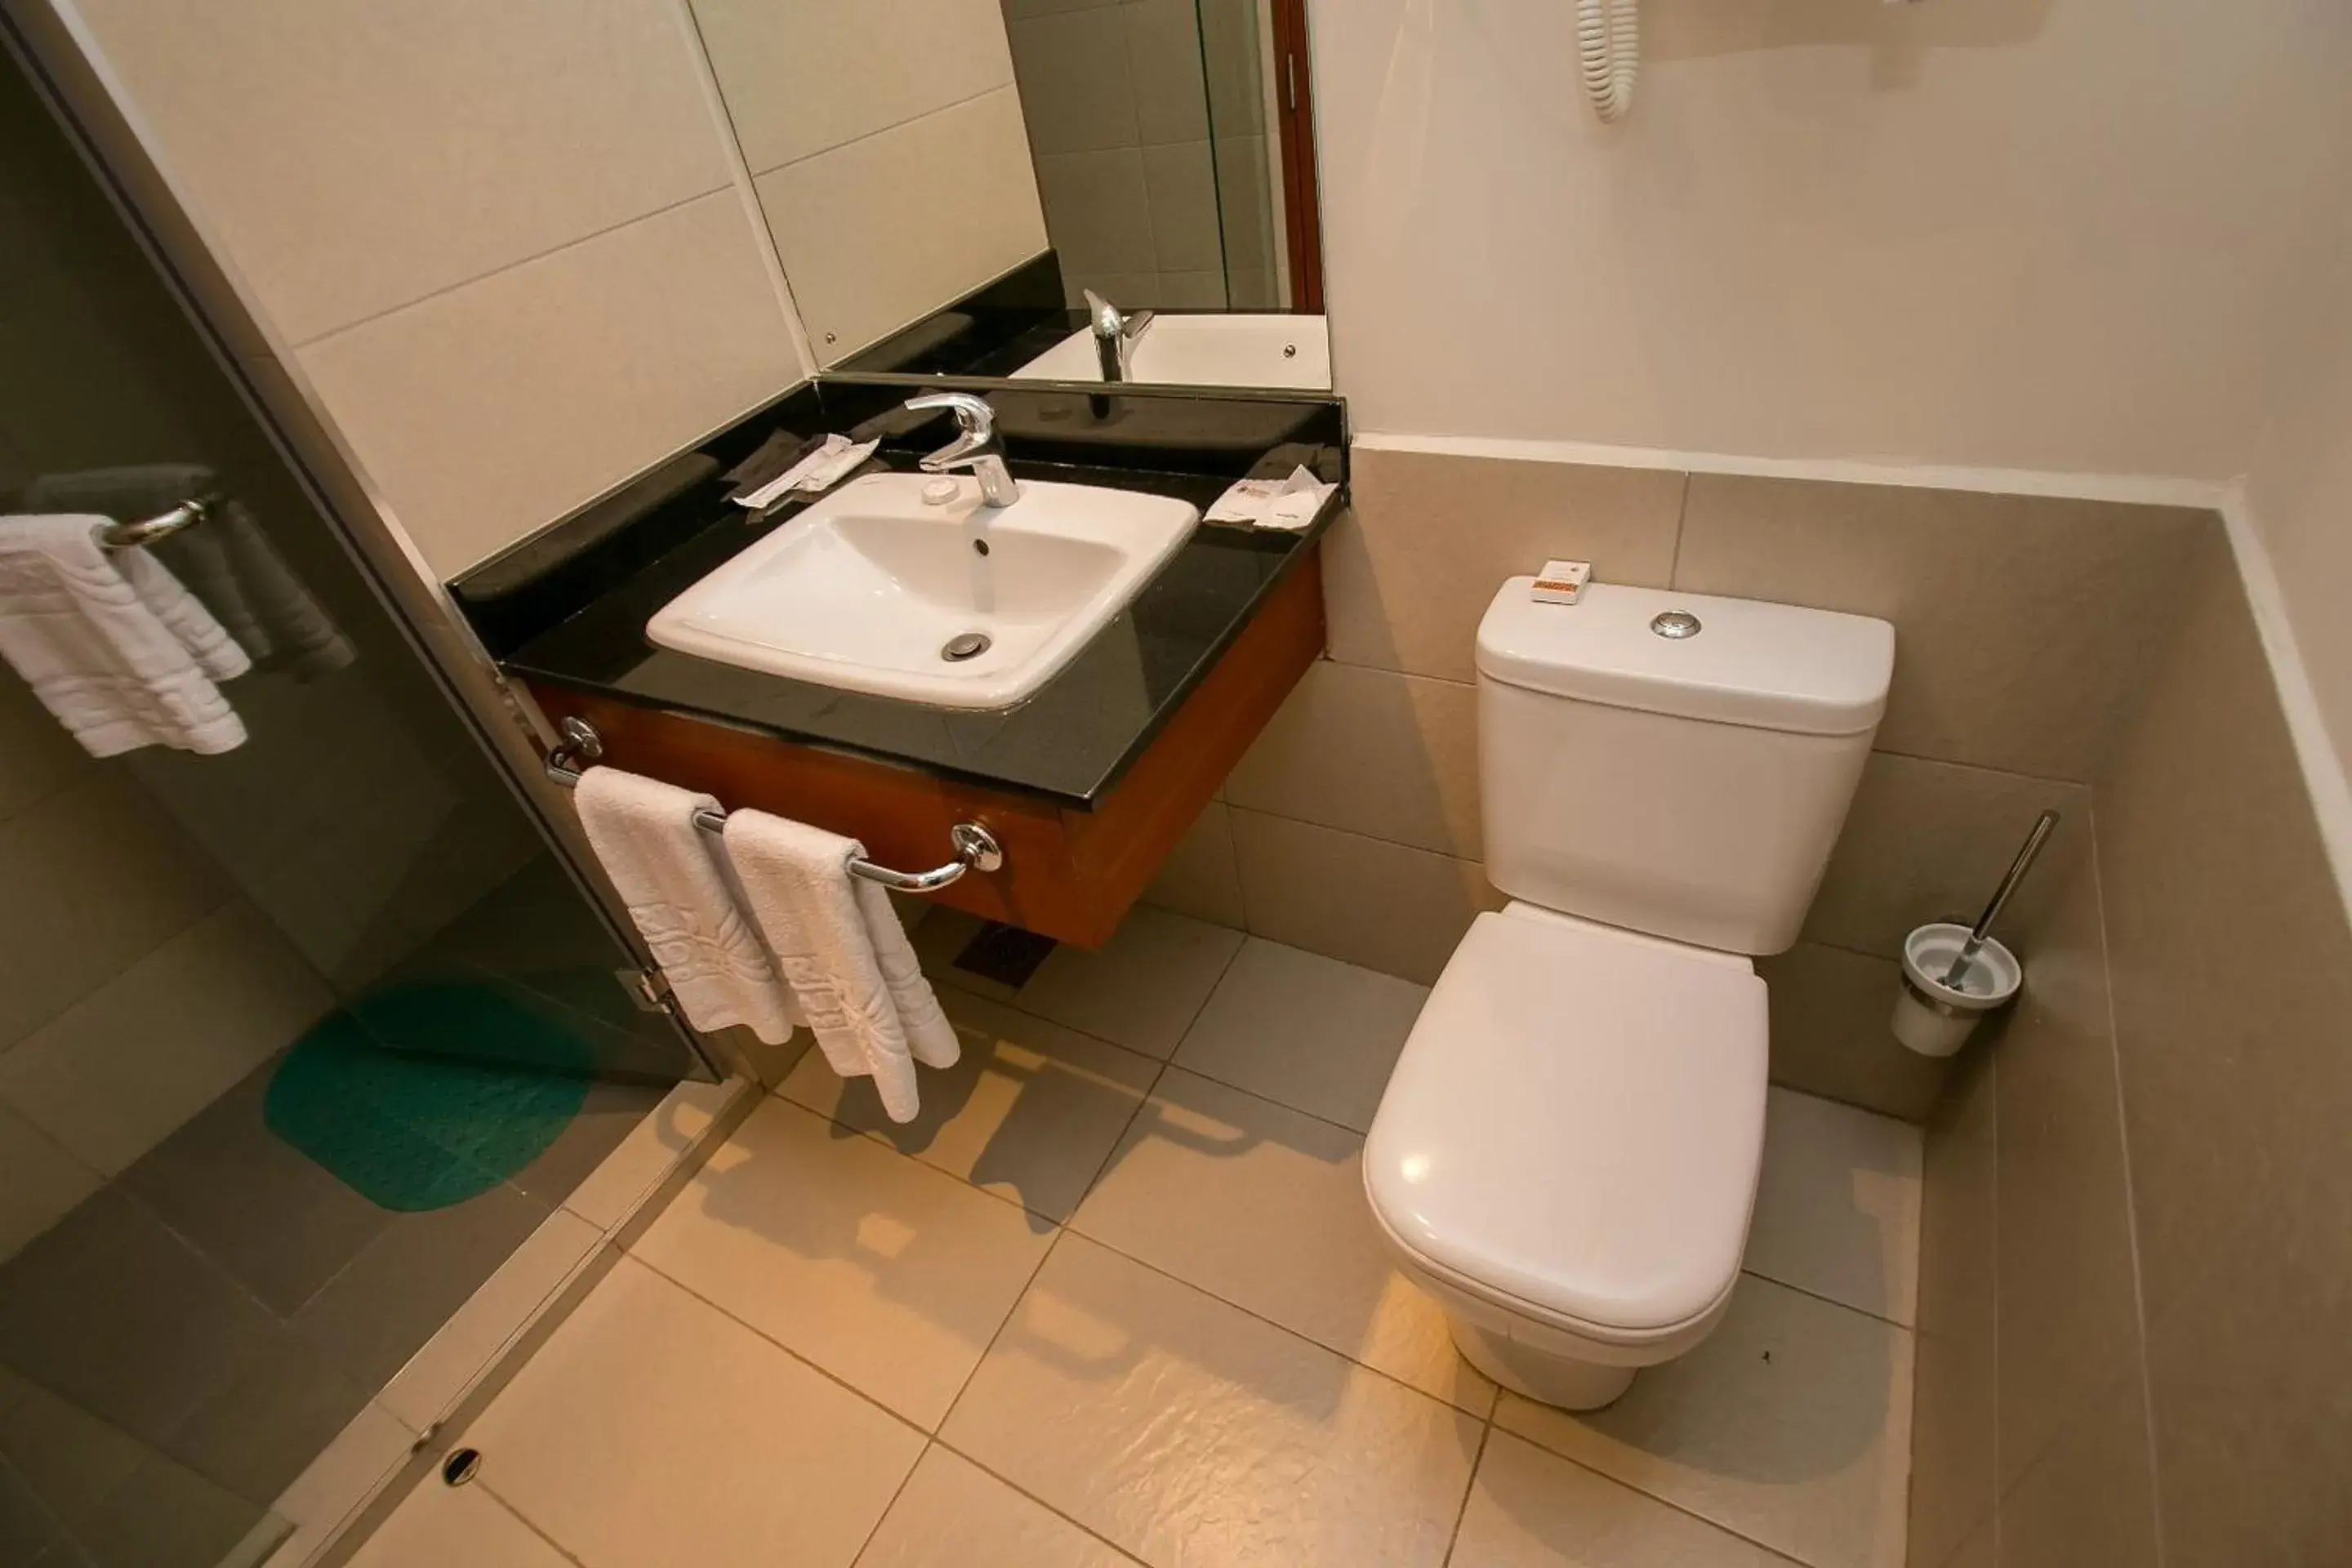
left=1362, top=581, right=1894, bottom=1409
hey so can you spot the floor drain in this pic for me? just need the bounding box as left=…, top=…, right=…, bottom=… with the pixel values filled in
left=941, top=631, right=991, bottom=662
left=441, top=1447, right=482, bottom=1487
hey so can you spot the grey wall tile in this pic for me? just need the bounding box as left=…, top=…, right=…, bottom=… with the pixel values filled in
left=1212, top=134, right=1278, bottom=274
left=1008, top=7, right=1139, bottom=154
left=1327, top=448, right=1686, bottom=683
left=0, top=672, right=88, bottom=822
left=1125, top=0, right=1211, bottom=145
left=1754, top=941, right=1949, bottom=1123
left=1992, top=1373, right=2161, bottom=1568
left=1907, top=1051, right=1998, bottom=1568
left=1141, top=141, right=1224, bottom=273
left=0, top=774, right=224, bottom=1052
left=1140, top=800, right=1247, bottom=929
left=1806, top=752, right=2090, bottom=961
left=2092, top=527, right=2352, bottom=1565
left=1989, top=851, right=2142, bottom=1493
left=1227, top=808, right=1503, bottom=985
left=1031, top=148, right=1158, bottom=275
left=1153, top=270, right=1230, bottom=309
left=1226, top=660, right=1481, bottom=860
left=119, top=1061, right=390, bottom=1317
left=0, top=1189, right=278, bottom=1448
left=1196, top=0, right=1267, bottom=138
left=1673, top=477, right=2213, bottom=782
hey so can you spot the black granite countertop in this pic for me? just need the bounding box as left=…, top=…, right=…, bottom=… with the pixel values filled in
left=450, top=379, right=1347, bottom=808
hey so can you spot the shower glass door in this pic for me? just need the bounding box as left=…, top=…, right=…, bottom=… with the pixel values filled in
left=0, top=36, right=706, bottom=1568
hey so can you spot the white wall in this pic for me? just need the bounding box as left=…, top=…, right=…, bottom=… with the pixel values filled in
left=1307, top=0, right=2352, bottom=483
left=1309, top=0, right=2352, bottom=828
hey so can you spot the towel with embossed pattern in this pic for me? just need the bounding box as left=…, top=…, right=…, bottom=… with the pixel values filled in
left=573, top=765, right=799, bottom=1046
left=722, top=809, right=960, bottom=1122
left=0, top=512, right=248, bottom=756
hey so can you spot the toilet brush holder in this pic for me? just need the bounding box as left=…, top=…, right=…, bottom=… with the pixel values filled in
left=1892, top=922, right=2021, bottom=1057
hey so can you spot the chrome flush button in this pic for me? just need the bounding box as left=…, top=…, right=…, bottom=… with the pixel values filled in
left=1650, top=609, right=1703, bottom=639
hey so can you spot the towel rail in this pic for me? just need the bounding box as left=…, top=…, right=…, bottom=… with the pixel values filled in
left=96, top=492, right=217, bottom=550
left=541, top=716, right=1004, bottom=893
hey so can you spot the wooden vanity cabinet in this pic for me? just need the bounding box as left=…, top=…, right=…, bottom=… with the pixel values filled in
left=528, top=549, right=1322, bottom=947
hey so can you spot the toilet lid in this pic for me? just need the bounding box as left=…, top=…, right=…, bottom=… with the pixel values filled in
left=1364, top=910, right=1769, bottom=1336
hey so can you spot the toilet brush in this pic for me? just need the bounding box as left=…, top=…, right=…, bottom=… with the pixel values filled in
left=1943, top=809, right=2059, bottom=987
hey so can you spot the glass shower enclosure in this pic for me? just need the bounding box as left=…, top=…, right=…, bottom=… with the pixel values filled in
left=0, top=36, right=710, bottom=1568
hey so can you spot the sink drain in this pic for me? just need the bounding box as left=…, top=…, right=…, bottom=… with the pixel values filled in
left=941, top=631, right=991, bottom=662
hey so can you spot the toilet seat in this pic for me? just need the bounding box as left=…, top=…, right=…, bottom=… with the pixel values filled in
left=1362, top=907, right=1770, bottom=1344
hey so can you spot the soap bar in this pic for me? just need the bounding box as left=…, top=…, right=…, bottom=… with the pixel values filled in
left=1532, top=559, right=1591, bottom=604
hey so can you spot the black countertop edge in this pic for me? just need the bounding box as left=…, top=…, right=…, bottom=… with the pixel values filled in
left=451, top=381, right=1348, bottom=808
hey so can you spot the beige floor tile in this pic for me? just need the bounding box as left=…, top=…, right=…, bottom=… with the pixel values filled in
left=942, top=1233, right=1481, bottom=1567
left=1497, top=1276, right=1913, bottom=1568
left=1071, top=1068, right=1490, bottom=1414
left=782, top=987, right=1159, bottom=1223
left=1745, top=1088, right=1923, bottom=1325
left=631, top=1098, right=1054, bottom=1428
left=466, top=1257, right=923, bottom=1568
left=857, top=1446, right=1140, bottom=1567
left=380, top=1209, right=603, bottom=1431
left=1451, top=1430, right=1796, bottom=1567
left=346, top=1477, right=571, bottom=1568
left=1009, top=906, right=1245, bottom=1058
left=1171, top=938, right=1428, bottom=1130
left=560, top=1076, right=745, bottom=1234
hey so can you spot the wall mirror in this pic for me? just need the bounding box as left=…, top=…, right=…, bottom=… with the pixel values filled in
left=681, top=0, right=1327, bottom=393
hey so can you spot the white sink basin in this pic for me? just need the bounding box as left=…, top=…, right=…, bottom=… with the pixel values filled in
left=1012, top=314, right=1330, bottom=391
left=645, top=471, right=1198, bottom=710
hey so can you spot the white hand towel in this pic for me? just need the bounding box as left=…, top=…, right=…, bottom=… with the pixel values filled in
left=572, top=767, right=798, bottom=1045
left=0, top=514, right=249, bottom=757
left=722, top=810, right=960, bottom=1123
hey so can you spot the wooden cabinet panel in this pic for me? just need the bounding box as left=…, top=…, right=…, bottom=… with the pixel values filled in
left=528, top=546, right=1322, bottom=946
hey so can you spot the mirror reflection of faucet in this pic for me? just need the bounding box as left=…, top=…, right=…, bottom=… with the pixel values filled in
left=1083, top=288, right=1154, bottom=382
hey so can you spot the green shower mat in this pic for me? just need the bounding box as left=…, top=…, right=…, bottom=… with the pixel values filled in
left=265, top=986, right=594, bottom=1212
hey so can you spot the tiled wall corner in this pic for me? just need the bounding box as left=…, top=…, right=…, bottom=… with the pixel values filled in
left=1673, top=477, right=2212, bottom=784
left=2088, top=525, right=2352, bottom=1566
left=1265, top=445, right=2226, bottom=1129
left=1905, top=1049, right=1998, bottom=1568
left=1226, top=807, right=1503, bottom=986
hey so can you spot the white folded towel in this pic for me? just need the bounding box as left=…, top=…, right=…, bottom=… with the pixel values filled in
left=723, top=810, right=960, bottom=1123
left=572, top=767, right=800, bottom=1046
left=0, top=514, right=249, bottom=757
left=24, top=467, right=356, bottom=679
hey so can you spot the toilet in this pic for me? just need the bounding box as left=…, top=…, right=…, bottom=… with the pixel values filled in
left=1362, top=579, right=1895, bottom=1410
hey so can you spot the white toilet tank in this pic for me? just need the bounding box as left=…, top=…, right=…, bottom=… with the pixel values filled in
left=1477, top=580, right=1895, bottom=956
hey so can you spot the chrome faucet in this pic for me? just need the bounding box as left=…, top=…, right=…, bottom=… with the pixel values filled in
left=905, top=391, right=1019, bottom=507
left=1083, top=288, right=1154, bottom=381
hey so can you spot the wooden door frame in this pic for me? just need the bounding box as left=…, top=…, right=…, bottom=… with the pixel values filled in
left=1268, top=0, right=1325, bottom=312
